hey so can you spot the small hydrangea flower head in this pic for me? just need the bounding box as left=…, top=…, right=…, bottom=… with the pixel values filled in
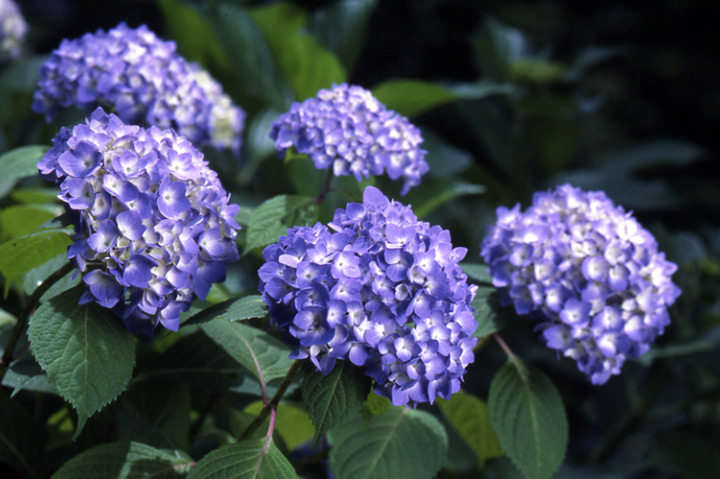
left=481, top=184, right=681, bottom=384
left=270, top=84, right=429, bottom=195
left=32, top=23, right=245, bottom=153
left=39, top=108, right=241, bottom=336
left=0, top=0, right=27, bottom=61
left=259, top=186, right=477, bottom=407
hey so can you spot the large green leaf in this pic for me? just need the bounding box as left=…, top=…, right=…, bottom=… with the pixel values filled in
left=0, top=227, right=72, bottom=292
left=0, top=145, right=49, bottom=183
left=250, top=2, right=347, bottom=101
left=0, top=204, right=59, bottom=242
left=328, top=407, right=448, bottom=479
left=244, top=194, right=316, bottom=253
left=373, top=80, right=512, bottom=118
left=302, top=361, right=371, bottom=446
left=488, top=360, right=568, bottom=479
left=117, top=380, right=191, bottom=451
left=188, top=439, right=298, bottom=479
left=52, top=441, right=193, bottom=479
left=471, top=286, right=515, bottom=339
left=200, top=319, right=293, bottom=383
left=28, top=287, right=136, bottom=434
left=0, top=393, right=43, bottom=478
left=437, top=392, right=504, bottom=468
left=185, top=295, right=267, bottom=325
left=244, top=401, right=314, bottom=450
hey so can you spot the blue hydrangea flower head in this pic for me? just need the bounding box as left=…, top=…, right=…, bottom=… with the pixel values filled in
left=39, top=107, right=241, bottom=335
left=270, top=84, right=429, bottom=195
left=0, top=0, right=27, bottom=61
left=259, top=186, right=477, bottom=407
left=481, top=184, right=681, bottom=384
left=32, top=23, right=245, bottom=153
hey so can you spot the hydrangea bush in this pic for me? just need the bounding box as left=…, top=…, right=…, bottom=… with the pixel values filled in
left=259, top=186, right=477, bottom=406
left=481, top=184, right=681, bottom=384
left=32, top=23, right=245, bottom=152
left=0, top=2, right=708, bottom=479
left=271, top=83, right=428, bottom=194
left=38, top=107, right=240, bottom=335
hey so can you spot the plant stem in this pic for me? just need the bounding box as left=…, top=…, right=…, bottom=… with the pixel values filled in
left=239, top=360, right=302, bottom=440
left=0, top=261, right=75, bottom=384
left=315, top=169, right=334, bottom=204
left=494, top=333, right=523, bottom=371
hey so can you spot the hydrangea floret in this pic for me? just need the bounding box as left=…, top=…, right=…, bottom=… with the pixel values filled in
left=259, top=186, right=477, bottom=407
left=481, top=184, right=681, bottom=384
left=38, top=108, right=241, bottom=336
left=32, top=23, right=245, bottom=152
left=270, top=84, right=429, bottom=195
left=0, top=0, right=27, bottom=61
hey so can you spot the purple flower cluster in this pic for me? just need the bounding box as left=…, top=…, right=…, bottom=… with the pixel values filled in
left=39, top=108, right=240, bottom=335
left=0, top=0, right=27, bottom=61
left=481, top=184, right=681, bottom=384
left=32, top=23, right=245, bottom=153
left=259, top=186, right=477, bottom=406
left=270, top=84, right=429, bottom=195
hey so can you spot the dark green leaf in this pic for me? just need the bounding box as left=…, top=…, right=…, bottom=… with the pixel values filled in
left=489, top=360, right=568, bottom=479
left=2, top=355, right=56, bottom=397
left=422, top=130, right=474, bottom=178
left=328, top=407, right=448, bottom=479
left=403, top=178, right=484, bottom=218
left=188, top=439, right=298, bottom=479
left=53, top=441, right=192, bottom=479
left=0, top=228, right=72, bottom=292
left=0, top=55, right=47, bottom=92
left=472, top=287, right=515, bottom=338
left=201, top=319, right=293, bottom=383
left=302, top=361, right=371, bottom=447
left=244, top=194, right=316, bottom=252
left=28, top=287, right=136, bottom=435
left=0, top=393, right=43, bottom=478
left=251, top=2, right=347, bottom=101
left=437, top=392, right=504, bottom=468
left=461, top=263, right=493, bottom=284
left=0, top=145, right=48, bottom=184
left=185, top=295, right=267, bottom=325
left=244, top=401, right=314, bottom=450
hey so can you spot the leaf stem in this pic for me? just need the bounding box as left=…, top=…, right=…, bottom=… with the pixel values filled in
left=0, top=261, right=75, bottom=384
left=315, top=168, right=335, bottom=204
left=239, top=360, right=302, bottom=440
left=494, top=333, right=524, bottom=373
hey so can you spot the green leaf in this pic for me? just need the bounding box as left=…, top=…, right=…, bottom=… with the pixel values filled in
left=188, top=439, right=298, bottom=479
left=185, top=295, right=267, bottom=325
left=0, top=55, right=47, bottom=92
left=461, top=263, right=493, bottom=284
left=302, top=361, right=371, bottom=447
left=28, top=287, right=136, bottom=435
left=244, top=194, right=316, bottom=253
left=0, top=228, right=72, bottom=292
left=373, top=79, right=513, bottom=118
left=488, top=360, right=568, bottom=479
left=403, top=178, right=485, bottom=218
left=437, top=392, right=504, bottom=468
left=0, top=145, right=48, bottom=183
left=201, top=319, right=293, bottom=383
left=209, top=3, right=293, bottom=110
left=0, top=204, right=59, bottom=242
left=244, top=401, right=314, bottom=450
left=2, top=356, right=56, bottom=397
left=328, top=407, right=448, bottom=479
left=472, top=287, right=515, bottom=338
left=118, top=380, right=191, bottom=451
left=250, top=2, right=347, bottom=101
left=309, top=0, right=378, bottom=72
left=53, top=441, right=192, bottom=479
left=0, top=393, right=43, bottom=478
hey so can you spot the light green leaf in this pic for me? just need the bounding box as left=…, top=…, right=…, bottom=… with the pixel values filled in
left=28, top=287, right=136, bottom=435
left=244, top=194, right=316, bottom=253
left=251, top=2, right=347, bottom=101
left=0, top=204, right=59, bottom=242
left=0, top=227, right=72, bottom=292
left=488, top=360, right=568, bottom=479
left=461, top=263, right=493, bottom=284
left=201, top=319, right=292, bottom=383
left=328, top=407, right=448, bottom=479
left=302, top=361, right=371, bottom=447
left=0, top=145, right=48, bottom=184
left=437, top=391, right=504, bottom=468
left=188, top=439, right=298, bottom=479
left=373, top=79, right=513, bottom=118
left=185, top=295, right=267, bottom=325
left=0, top=393, right=42, bottom=478
left=244, top=401, right=314, bottom=450
left=52, top=441, right=193, bottom=479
